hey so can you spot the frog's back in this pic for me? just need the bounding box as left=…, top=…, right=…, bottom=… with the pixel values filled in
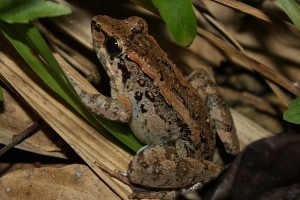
left=123, top=30, right=216, bottom=159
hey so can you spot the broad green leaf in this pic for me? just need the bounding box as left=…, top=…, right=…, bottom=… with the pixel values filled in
left=277, top=0, right=300, bottom=30
left=284, top=97, right=300, bottom=124
left=0, top=0, right=71, bottom=23
left=0, top=21, right=142, bottom=152
left=152, top=0, right=197, bottom=46
left=0, top=0, right=11, bottom=10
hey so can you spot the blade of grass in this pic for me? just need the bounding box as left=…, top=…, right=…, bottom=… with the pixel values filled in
left=0, top=86, right=3, bottom=101
left=277, top=0, right=300, bottom=30
left=0, top=22, right=75, bottom=100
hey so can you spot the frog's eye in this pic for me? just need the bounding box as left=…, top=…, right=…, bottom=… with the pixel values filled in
left=105, top=36, right=122, bottom=57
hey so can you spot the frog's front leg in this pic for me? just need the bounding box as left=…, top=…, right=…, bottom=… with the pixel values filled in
left=69, top=78, right=132, bottom=122
left=187, top=70, right=239, bottom=155
left=127, top=141, right=221, bottom=189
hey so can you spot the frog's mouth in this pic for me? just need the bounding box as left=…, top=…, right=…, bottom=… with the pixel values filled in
left=93, top=42, right=123, bottom=97
left=88, top=41, right=112, bottom=96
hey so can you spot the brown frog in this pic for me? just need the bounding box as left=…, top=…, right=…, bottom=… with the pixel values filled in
left=73, top=15, right=239, bottom=199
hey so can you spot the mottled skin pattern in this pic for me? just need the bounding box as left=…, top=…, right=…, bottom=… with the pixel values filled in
left=73, top=15, right=239, bottom=198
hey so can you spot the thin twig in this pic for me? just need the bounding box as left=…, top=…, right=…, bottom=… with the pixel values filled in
left=193, top=0, right=246, bottom=52
left=94, top=161, right=130, bottom=185
left=0, top=121, right=40, bottom=156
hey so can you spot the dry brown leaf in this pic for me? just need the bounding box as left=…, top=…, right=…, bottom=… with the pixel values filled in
left=0, top=164, right=119, bottom=200
left=0, top=89, right=66, bottom=158
left=0, top=182, right=9, bottom=200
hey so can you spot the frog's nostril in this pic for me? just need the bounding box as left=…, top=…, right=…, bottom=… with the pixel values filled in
left=91, top=20, right=101, bottom=32
left=91, top=20, right=96, bottom=27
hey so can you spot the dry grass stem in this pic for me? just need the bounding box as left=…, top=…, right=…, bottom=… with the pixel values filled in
left=210, top=0, right=300, bottom=36
left=197, top=28, right=300, bottom=97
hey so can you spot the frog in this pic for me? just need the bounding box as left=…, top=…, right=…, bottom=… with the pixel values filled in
left=72, top=15, right=240, bottom=199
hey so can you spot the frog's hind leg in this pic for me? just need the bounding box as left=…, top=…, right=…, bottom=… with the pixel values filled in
left=187, top=70, right=239, bottom=155
left=127, top=143, right=221, bottom=189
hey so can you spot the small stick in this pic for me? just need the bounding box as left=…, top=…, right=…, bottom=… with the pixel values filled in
left=0, top=121, right=40, bottom=156
left=94, top=161, right=130, bottom=185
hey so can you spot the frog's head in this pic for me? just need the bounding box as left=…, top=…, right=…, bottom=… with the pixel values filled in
left=91, top=15, right=148, bottom=93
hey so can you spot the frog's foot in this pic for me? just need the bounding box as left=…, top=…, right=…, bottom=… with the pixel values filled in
left=130, top=177, right=208, bottom=199
left=187, top=70, right=240, bottom=155
left=129, top=186, right=179, bottom=200
left=127, top=144, right=221, bottom=189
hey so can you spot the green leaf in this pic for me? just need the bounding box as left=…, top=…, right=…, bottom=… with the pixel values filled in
left=0, top=86, right=3, bottom=101
left=277, top=0, right=300, bottom=30
left=152, top=0, right=197, bottom=46
left=0, top=0, right=71, bottom=23
left=284, top=97, right=300, bottom=124
left=0, top=21, right=143, bottom=152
